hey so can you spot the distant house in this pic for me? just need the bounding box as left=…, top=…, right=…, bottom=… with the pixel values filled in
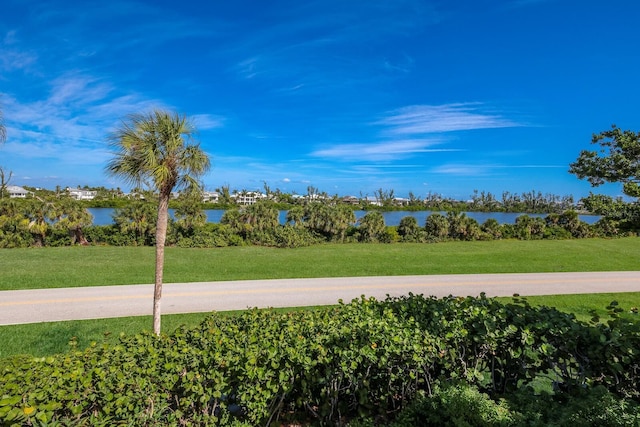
left=67, top=187, right=97, bottom=200
left=392, top=197, right=410, bottom=206
left=6, top=185, right=29, bottom=198
left=202, top=191, right=219, bottom=203
left=231, top=191, right=265, bottom=205
left=341, top=195, right=360, bottom=205
left=364, top=196, right=382, bottom=206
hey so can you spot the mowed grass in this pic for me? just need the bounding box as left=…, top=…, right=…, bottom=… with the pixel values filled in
left=1, top=238, right=640, bottom=291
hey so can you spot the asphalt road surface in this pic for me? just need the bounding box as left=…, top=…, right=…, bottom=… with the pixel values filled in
left=1, top=271, right=639, bottom=325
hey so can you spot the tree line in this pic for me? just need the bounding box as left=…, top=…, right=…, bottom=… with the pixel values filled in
left=3, top=183, right=578, bottom=215
left=0, top=195, right=629, bottom=250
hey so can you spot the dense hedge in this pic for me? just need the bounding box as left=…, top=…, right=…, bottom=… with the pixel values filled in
left=1, top=294, right=639, bottom=426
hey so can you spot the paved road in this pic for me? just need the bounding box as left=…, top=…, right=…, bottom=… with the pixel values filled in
left=1, top=271, right=638, bottom=325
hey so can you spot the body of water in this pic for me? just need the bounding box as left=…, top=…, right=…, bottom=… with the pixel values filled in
left=88, top=208, right=600, bottom=227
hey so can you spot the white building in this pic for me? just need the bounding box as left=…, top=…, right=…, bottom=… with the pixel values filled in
left=67, top=188, right=97, bottom=200
left=6, top=185, right=29, bottom=198
left=231, top=191, right=265, bottom=205
left=202, top=191, right=220, bottom=203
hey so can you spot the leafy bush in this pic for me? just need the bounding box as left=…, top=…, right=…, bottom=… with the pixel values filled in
left=1, top=295, right=639, bottom=426
left=391, top=383, right=515, bottom=426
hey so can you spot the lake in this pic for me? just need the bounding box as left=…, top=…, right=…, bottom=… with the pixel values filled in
left=88, top=208, right=600, bottom=227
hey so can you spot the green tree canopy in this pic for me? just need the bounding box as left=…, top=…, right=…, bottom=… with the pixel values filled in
left=569, top=125, right=640, bottom=197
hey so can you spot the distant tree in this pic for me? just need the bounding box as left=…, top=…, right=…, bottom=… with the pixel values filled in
left=357, top=211, right=386, bottom=242
left=333, top=204, right=356, bottom=242
left=399, top=215, right=424, bottom=242
left=113, top=195, right=157, bottom=245
left=286, top=205, right=304, bottom=226
left=0, top=199, right=29, bottom=248
left=481, top=218, right=503, bottom=240
left=215, top=184, right=233, bottom=205
left=56, top=198, right=93, bottom=245
left=570, top=125, right=640, bottom=198
left=425, top=213, right=449, bottom=241
left=106, top=110, right=210, bottom=335
left=447, top=211, right=481, bottom=241
left=240, top=201, right=279, bottom=233
left=0, top=103, right=10, bottom=199
left=25, top=199, right=58, bottom=247
left=374, top=188, right=395, bottom=207
left=470, top=190, right=500, bottom=212
left=306, top=185, right=320, bottom=201
left=174, top=189, right=207, bottom=235
left=262, top=181, right=272, bottom=199
left=0, top=166, right=12, bottom=199
left=219, top=207, right=246, bottom=238
left=514, top=215, right=546, bottom=240
left=407, top=191, right=423, bottom=207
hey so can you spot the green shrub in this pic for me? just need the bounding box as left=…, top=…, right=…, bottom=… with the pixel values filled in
left=392, top=383, right=515, bottom=426
left=1, top=295, right=639, bottom=426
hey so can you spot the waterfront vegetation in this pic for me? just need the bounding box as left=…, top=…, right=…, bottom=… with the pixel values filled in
left=0, top=194, right=634, bottom=250
left=2, top=175, right=639, bottom=252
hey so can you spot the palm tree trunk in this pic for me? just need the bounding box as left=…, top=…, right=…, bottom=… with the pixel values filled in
left=153, top=193, right=170, bottom=335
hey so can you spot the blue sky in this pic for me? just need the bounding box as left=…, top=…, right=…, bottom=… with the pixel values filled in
left=1, top=0, right=638, bottom=200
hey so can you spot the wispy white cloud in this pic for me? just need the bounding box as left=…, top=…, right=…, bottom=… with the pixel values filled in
left=311, top=139, right=456, bottom=161
left=232, top=56, right=262, bottom=80
left=192, top=114, right=225, bottom=131
left=0, top=30, right=38, bottom=73
left=378, top=103, right=522, bottom=135
left=310, top=102, right=523, bottom=163
left=3, top=139, right=109, bottom=165
left=432, top=162, right=563, bottom=177
left=431, top=164, right=495, bottom=176
left=3, top=71, right=221, bottom=168
left=505, top=164, right=564, bottom=169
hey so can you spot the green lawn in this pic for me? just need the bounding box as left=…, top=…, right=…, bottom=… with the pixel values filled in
left=1, top=238, right=640, bottom=291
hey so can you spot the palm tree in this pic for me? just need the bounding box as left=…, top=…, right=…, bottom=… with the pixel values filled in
left=333, top=204, right=355, bottom=242
left=106, top=110, right=210, bottom=335
left=286, top=205, right=304, bottom=227
left=174, top=189, right=207, bottom=235
left=240, top=201, right=279, bottom=233
left=113, top=196, right=157, bottom=245
left=57, top=198, right=93, bottom=245
left=25, top=199, right=57, bottom=247
left=357, top=211, right=386, bottom=242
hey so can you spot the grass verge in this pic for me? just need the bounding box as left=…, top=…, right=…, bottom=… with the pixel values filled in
left=1, top=238, right=640, bottom=290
